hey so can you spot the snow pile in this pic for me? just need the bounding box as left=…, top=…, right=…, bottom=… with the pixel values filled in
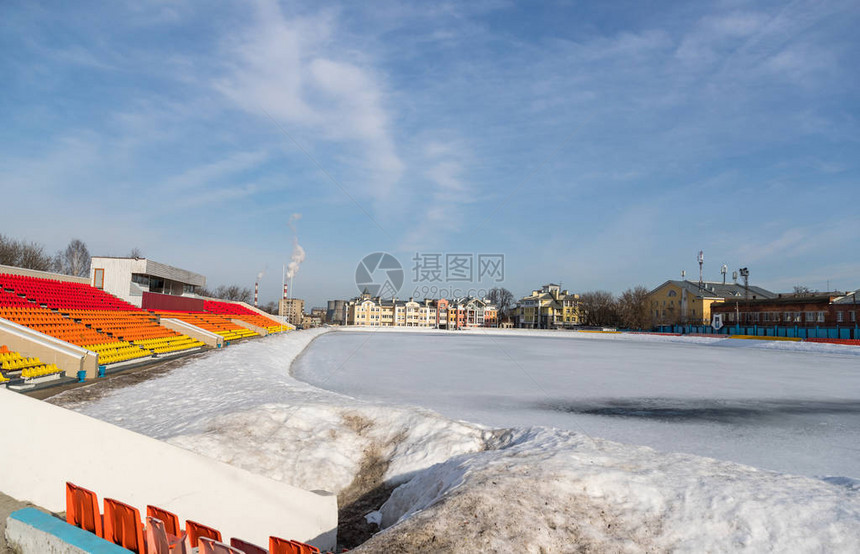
left=167, top=402, right=492, bottom=495
left=358, top=427, right=860, bottom=552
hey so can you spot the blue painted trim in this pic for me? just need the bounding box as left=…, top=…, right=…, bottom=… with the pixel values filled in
left=8, top=507, right=129, bottom=553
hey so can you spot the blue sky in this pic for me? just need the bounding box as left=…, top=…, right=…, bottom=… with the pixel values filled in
left=1, top=0, right=858, bottom=308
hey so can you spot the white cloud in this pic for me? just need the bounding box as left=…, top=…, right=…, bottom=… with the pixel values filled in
left=215, top=0, right=403, bottom=203
left=160, top=150, right=270, bottom=192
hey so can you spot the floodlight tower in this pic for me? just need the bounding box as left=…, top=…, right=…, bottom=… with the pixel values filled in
left=697, top=251, right=704, bottom=290
left=739, top=267, right=750, bottom=300
left=721, top=264, right=728, bottom=285
left=681, top=270, right=686, bottom=280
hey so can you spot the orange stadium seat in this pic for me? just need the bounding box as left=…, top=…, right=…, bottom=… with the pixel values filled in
left=147, top=505, right=183, bottom=538
left=270, top=536, right=321, bottom=554
left=103, top=498, right=146, bottom=554
left=185, top=519, right=222, bottom=549
left=65, top=482, right=103, bottom=538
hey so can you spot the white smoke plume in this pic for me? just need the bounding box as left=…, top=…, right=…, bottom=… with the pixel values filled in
left=286, top=213, right=305, bottom=280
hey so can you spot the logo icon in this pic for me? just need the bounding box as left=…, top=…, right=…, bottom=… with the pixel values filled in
left=355, top=252, right=404, bottom=298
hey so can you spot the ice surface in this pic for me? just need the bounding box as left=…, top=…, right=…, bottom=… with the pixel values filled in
left=294, top=328, right=860, bottom=478
left=56, top=328, right=860, bottom=551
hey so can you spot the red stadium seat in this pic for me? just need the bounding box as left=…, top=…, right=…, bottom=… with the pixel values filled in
left=230, top=537, right=268, bottom=554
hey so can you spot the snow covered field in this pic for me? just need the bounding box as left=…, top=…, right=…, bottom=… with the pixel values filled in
left=53, top=328, right=860, bottom=552
left=294, top=329, right=860, bottom=479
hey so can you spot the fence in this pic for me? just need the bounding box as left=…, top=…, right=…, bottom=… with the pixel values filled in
left=654, top=324, right=860, bottom=340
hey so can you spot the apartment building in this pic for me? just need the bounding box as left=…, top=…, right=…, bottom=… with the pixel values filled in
left=515, top=284, right=580, bottom=329
left=345, top=292, right=498, bottom=328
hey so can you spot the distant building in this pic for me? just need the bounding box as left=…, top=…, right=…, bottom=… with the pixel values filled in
left=326, top=299, right=347, bottom=325
left=515, top=284, right=580, bottom=329
left=345, top=292, right=497, bottom=328
left=648, top=280, right=776, bottom=326
left=310, top=307, right=327, bottom=323
left=279, top=298, right=305, bottom=327
left=303, top=312, right=323, bottom=328
left=710, top=290, right=859, bottom=327
left=90, top=256, right=206, bottom=309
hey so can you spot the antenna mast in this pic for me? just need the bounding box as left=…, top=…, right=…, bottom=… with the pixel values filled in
left=697, top=250, right=704, bottom=290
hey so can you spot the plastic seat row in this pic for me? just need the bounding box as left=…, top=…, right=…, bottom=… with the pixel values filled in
left=152, top=311, right=261, bottom=341
left=66, top=482, right=322, bottom=554
left=0, top=289, right=33, bottom=307
left=21, top=363, right=62, bottom=379
left=133, top=336, right=204, bottom=355
left=0, top=273, right=139, bottom=311
left=202, top=301, right=287, bottom=334
left=0, top=345, right=63, bottom=381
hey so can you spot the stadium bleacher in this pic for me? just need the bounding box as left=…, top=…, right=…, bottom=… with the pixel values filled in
left=1, top=270, right=288, bottom=377
left=0, top=273, right=204, bottom=366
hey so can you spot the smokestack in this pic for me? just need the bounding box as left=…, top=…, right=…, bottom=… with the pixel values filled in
left=283, top=283, right=289, bottom=300
left=254, top=281, right=259, bottom=307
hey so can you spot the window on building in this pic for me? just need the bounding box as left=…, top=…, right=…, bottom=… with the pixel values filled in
left=837, top=311, right=844, bottom=323
left=817, top=312, right=826, bottom=323
left=852, top=311, right=857, bottom=322
left=806, top=312, right=816, bottom=323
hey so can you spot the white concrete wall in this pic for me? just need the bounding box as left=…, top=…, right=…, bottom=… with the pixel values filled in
left=89, top=258, right=145, bottom=307
left=0, top=389, right=337, bottom=550
left=0, top=264, right=89, bottom=284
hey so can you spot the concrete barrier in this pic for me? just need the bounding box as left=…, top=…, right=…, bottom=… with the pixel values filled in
left=0, top=318, right=98, bottom=379
left=5, top=507, right=129, bottom=554
left=159, top=318, right=224, bottom=348
left=0, top=389, right=337, bottom=550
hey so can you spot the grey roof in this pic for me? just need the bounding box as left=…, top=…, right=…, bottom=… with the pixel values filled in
left=834, top=290, right=860, bottom=304
left=651, top=280, right=776, bottom=300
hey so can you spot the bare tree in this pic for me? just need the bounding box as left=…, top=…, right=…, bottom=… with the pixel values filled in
left=213, top=284, right=253, bottom=303
left=486, top=287, right=515, bottom=316
left=579, top=291, right=618, bottom=327
left=56, top=239, right=91, bottom=277
left=0, top=234, right=54, bottom=271
left=0, top=234, right=17, bottom=266
left=617, top=286, right=651, bottom=330
left=128, top=247, right=143, bottom=259
left=793, top=285, right=814, bottom=296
